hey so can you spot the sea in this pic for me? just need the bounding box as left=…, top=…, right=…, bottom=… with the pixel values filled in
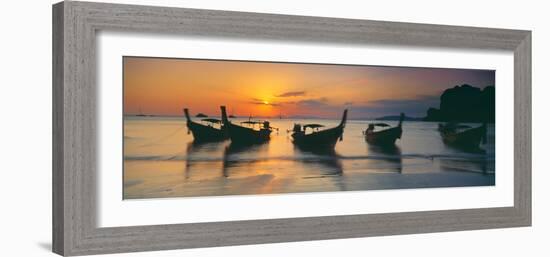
left=123, top=116, right=495, bottom=199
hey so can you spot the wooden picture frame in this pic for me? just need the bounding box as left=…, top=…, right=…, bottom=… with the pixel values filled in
left=52, top=1, right=531, bottom=256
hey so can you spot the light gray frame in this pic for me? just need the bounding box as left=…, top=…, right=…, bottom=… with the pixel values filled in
left=52, top=1, right=531, bottom=256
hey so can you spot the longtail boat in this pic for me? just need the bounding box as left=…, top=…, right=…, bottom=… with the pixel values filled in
left=438, top=122, right=487, bottom=149
left=291, top=109, right=348, bottom=150
left=364, top=113, right=404, bottom=146
left=183, top=108, right=228, bottom=143
left=220, top=106, right=273, bottom=145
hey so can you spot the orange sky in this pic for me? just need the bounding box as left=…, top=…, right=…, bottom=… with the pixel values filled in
left=123, top=57, right=494, bottom=119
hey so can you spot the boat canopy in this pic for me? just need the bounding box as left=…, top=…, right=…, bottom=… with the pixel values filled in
left=454, top=124, right=472, bottom=129
left=195, top=113, right=208, bottom=118
left=370, top=123, right=390, bottom=127
left=201, top=118, right=222, bottom=124
left=240, top=121, right=263, bottom=125
left=441, top=123, right=472, bottom=131
left=303, top=124, right=325, bottom=129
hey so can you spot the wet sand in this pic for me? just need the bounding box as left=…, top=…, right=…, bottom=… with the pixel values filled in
left=124, top=117, right=495, bottom=199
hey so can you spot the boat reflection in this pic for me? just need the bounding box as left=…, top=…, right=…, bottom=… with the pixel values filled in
left=222, top=142, right=269, bottom=178
left=438, top=157, right=492, bottom=175
left=438, top=123, right=487, bottom=153
left=184, top=141, right=226, bottom=179
left=292, top=146, right=346, bottom=192
left=367, top=144, right=403, bottom=173
left=444, top=143, right=487, bottom=154
left=293, top=147, right=343, bottom=177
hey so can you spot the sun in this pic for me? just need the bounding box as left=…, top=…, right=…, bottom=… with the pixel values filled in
left=263, top=100, right=269, bottom=105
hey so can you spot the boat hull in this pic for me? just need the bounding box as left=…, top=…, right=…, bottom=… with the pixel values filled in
left=220, top=106, right=271, bottom=145
left=225, top=123, right=271, bottom=145
left=291, top=109, right=347, bottom=151
left=292, top=126, right=343, bottom=150
left=187, top=121, right=227, bottom=143
left=366, top=126, right=402, bottom=146
left=440, top=124, right=486, bottom=149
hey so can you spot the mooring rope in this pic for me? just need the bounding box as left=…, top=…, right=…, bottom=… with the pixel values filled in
left=138, top=125, right=186, bottom=148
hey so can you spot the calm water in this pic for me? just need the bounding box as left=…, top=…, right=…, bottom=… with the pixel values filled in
left=123, top=116, right=495, bottom=199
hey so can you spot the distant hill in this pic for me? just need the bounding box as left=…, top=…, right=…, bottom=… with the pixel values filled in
left=375, top=115, right=424, bottom=121
left=423, top=84, right=495, bottom=122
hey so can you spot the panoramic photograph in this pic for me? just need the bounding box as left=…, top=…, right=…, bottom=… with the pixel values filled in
left=123, top=56, right=495, bottom=199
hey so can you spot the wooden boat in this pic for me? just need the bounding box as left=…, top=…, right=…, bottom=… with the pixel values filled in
left=291, top=109, right=348, bottom=150
left=364, top=113, right=404, bottom=146
left=438, top=122, right=487, bottom=149
left=183, top=108, right=228, bottom=142
left=220, top=106, right=273, bottom=145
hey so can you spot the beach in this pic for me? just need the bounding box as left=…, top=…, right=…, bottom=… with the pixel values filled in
left=123, top=116, right=495, bottom=199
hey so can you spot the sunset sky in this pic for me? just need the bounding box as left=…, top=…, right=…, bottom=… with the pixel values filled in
left=123, top=57, right=495, bottom=119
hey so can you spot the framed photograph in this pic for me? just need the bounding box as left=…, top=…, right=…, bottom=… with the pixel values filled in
left=53, top=1, right=531, bottom=256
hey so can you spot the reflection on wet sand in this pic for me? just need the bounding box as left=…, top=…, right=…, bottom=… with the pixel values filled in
left=124, top=117, right=495, bottom=199
left=292, top=147, right=346, bottom=191
left=366, top=145, right=403, bottom=174
left=444, top=143, right=487, bottom=155
left=438, top=157, right=492, bottom=175
left=184, top=141, right=226, bottom=179
left=222, top=142, right=269, bottom=178
left=435, top=141, right=491, bottom=175
left=292, top=147, right=343, bottom=177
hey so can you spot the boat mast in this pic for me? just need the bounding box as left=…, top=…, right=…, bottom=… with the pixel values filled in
left=183, top=108, right=192, bottom=122
left=220, top=106, right=230, bottom=125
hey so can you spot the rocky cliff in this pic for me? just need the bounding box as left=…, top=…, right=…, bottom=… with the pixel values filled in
left=423, top=84, right=495, bottom=122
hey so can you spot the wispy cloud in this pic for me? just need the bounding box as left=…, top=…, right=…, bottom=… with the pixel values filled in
left=276, top=91, right=306, bottom=97
left=295, top=97, right=329, bottom=107
left=249, top=98, right=281, bottom=106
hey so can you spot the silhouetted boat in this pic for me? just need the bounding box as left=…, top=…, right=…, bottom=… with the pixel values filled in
left=184, top=108, right=228, bottom=142
left=221, top=106, right=273, bottom=145
left=291, top=109, right=348, bottom=150
left=364, top=113, right=404, bottom=146
left=438, top=122, right=487, bottom=149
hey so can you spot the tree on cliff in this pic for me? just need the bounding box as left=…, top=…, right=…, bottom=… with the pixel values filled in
left=423, top=84, right=495, bottom=122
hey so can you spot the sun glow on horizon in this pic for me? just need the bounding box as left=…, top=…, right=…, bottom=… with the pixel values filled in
left=124, top=57, right=495, bottom=118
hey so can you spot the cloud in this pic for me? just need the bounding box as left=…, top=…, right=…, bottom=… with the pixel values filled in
left=295, top=97, right=329, bottom=107
left=276, top=91, right=306, bottom=97
left=249, top=98, right=281, bottom=106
